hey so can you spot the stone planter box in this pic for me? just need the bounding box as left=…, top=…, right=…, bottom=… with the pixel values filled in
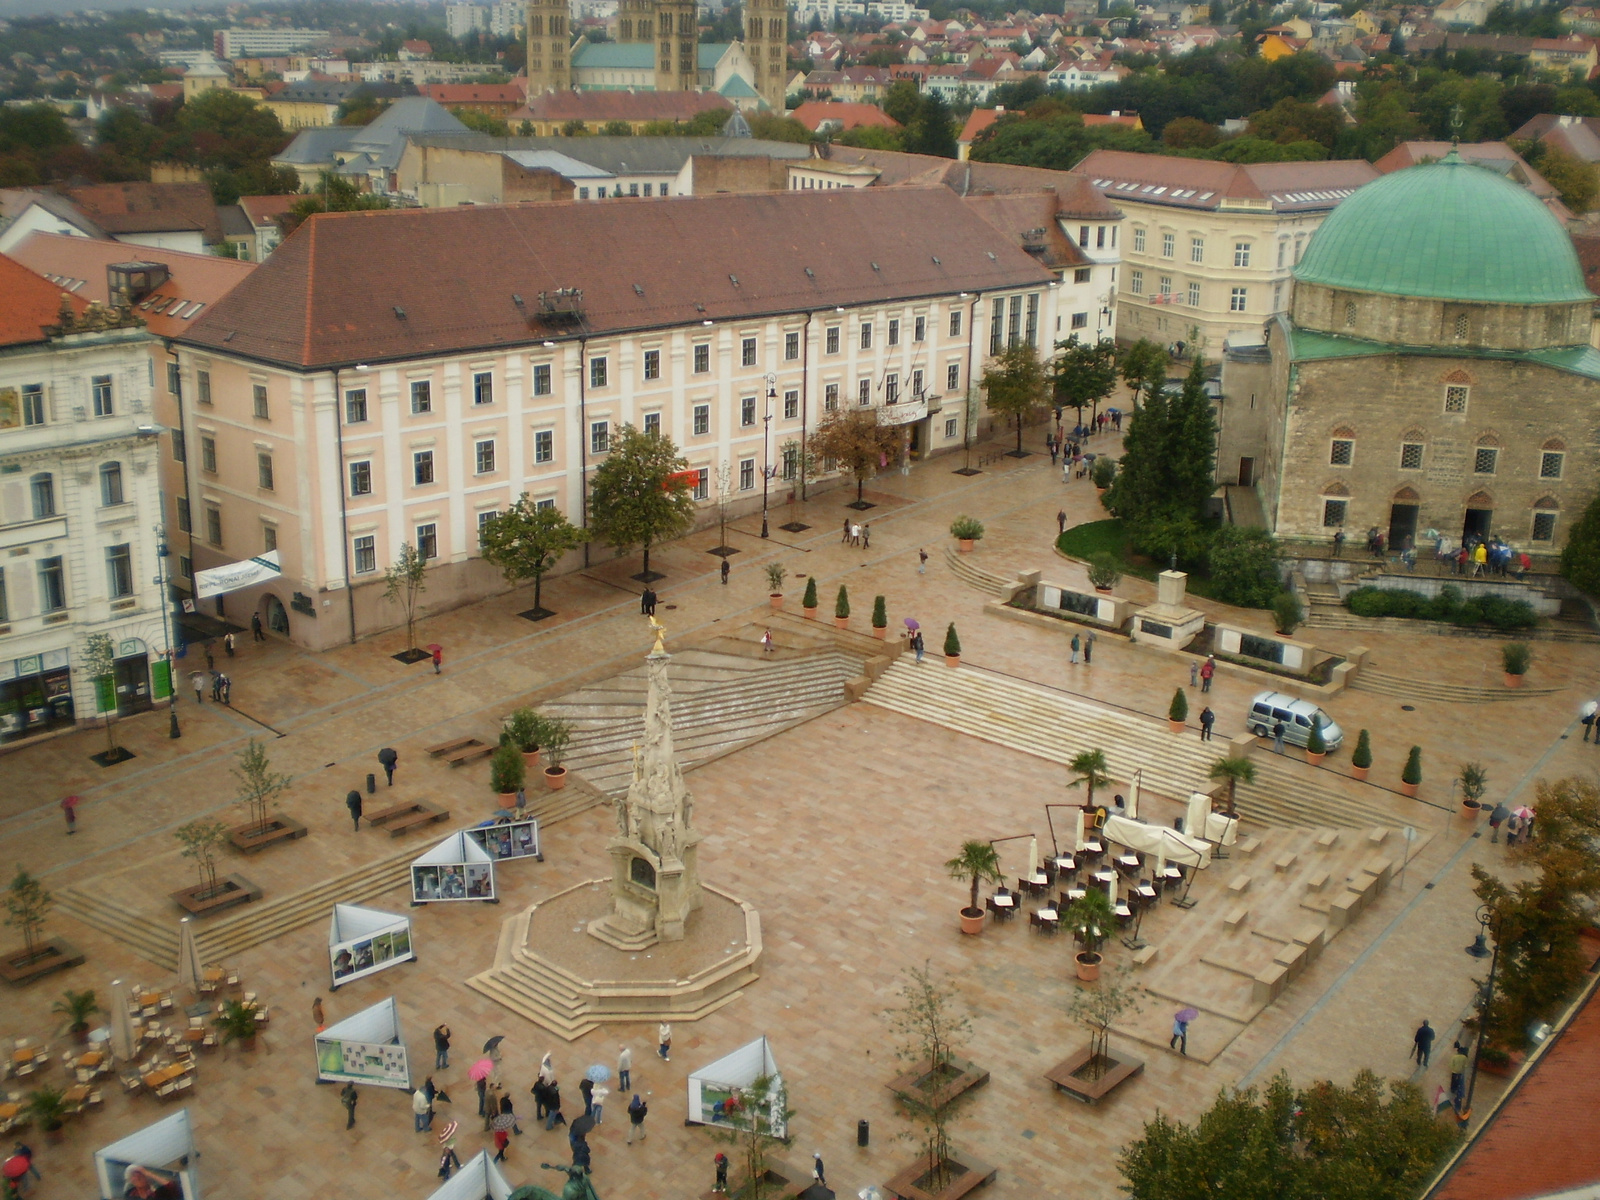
left=1044, top=1046, right=1144, bottom=1104
left=1478, top=1050, right=1525, bottom=1078
left=886, top=1056, right=990, bottom=1110
left=172, top=875, right=262, bottom=917
left=883, top=1149, right=997, bottom=1200
left=0, top=938, right=86, bottom=985
left=227, top=816, right=308, bottom=854
left=700, top=1161, right=807, bottom=1200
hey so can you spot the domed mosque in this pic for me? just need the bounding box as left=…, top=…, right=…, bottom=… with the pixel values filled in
left=1219, top=148, right=1599, bottom=557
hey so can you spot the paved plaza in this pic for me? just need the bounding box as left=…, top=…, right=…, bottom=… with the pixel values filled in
left=2, top=410, right=1594, bottom=1200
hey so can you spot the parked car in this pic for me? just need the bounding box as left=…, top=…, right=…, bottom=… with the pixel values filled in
left=1246, top=691, right=1343, bottom=751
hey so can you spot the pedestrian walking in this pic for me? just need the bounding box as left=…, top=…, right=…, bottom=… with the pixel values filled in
left=1084, top=631, right=1095, bottom=664
left=210, top=672, right=222, bottom=702
left=500, top=1093, right=521, bottom=1134
left=1449, top=1047, right=1467, bottom=1106
left=346, top=789, right=363, bottom=832
left=913, top=630, right=925, bottom=663
left=432, top=646, right=443, bottom=675
left=1332, top=528, right=1345, bottom=557
left=532, top=1078, right=550, bottom=1120
left=224, top=632, right=236, bottom=658
left=204, top=645, right=214, bottom=673
left=1412, top=1019, right=1435, bottom=1067
left=862, top=524, right=870, bottom=549
left=1070, top=633, right=1081, bottom=665
left=1506, top=813, right=1523, bottom=846
left=191, top=671, right=205, bottom=704
left=1199, top=707, right=1215, bottom=741
left=1272, top=721, right=1285, bottom=755
left=251, top=612, right=265, bottom=642
left=591, top=1084, right=609, bottom=1124
left=1189, top=660, right=1199, bottom=688
left=437, top=1125, right=461, bottom=1180
left=312, top=996, right=326, bottom=1030
left=658, top=1022, right=671, bottom=1061
left=760, top=629, right=774, bottom=655
left=433, top=1024, right=450, bottom=1069
left=1057, top=509, right=1067, bottom=534
left=570, top=1130, right=591, bottom=1171
left=476, top=1075, right=489, bottom=1117
left=1200, top=656, right=1215, bottom=692
left=618, top=1045, right=632, bottom=1091
left=850, top=523, right=860, bottom=547
left=340, top=1082, right=359, bottom=1129
left=61, top=794, right=79, bottom=835
left=544, top=1080, right=566, bottom=1130
left=1582, top=699, right=1596, bottom=742
left=11, top=1142, right=39, bottom=1184
left=1489, top=802, right=1509, bottom=843
left=539, top=1052, right=555, bottom=1085
left=720, top=559, right=730, bottom=585
left=627, top=1093, right=648, bottom=1144
left=842, top=517, right=851, bottom=543
left=414, top=1085, right=434, bottom=1132
left=493, top=1126, right=511, bottom=1163
left=378, top=747, right=398, bottom=786
left=812, top=1152, right=826, bottom=1187
left=579, top=1077, right=594, bottom=1118
left=220, top=674, right=231, bottom=705
left=714, top=1152, right=729, bottom=1193
left=1170, top=1014, right=1189, bottom=1055
left=918, top=548, right=928, bottom=575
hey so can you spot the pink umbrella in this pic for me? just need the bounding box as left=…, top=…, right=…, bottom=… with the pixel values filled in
left=903, top=618, right=920, bottom=630
left=468, top=1058, right=495, bottom=1081
left=1175, top=1007, right=1199, bottom=1023
left=1512, top=806, right=1534, bottom=819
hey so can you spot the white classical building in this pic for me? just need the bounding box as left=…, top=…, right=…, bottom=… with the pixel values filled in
left=171, top=188, right=1060, bottom=650
left=0, top=258, right=171, bottom=747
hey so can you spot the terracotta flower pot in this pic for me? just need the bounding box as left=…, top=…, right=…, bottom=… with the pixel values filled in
left=1400, top=781, right=1419, bottom=798
left=522, top=748, right=541, bottom=771
left=1461, top=799, right=1481, bottom=819
left=959, top=907, right=985, bottom=935
left=1169, top=719, right=1185, bottom=733
left=769, top=594, right=783, bottom=611
left=1306, top=750, right=1326, bottom=766
left=803, top=606, right=818, bottom=620
left=834, top=616, right=849, bottom=629
left=958, top=538, right=975, bottom=553
left=543, top=766, right=568, bottom=791
left=1351, top=765, right=1369, bottom=781
left=498, top=790, right=519, bottom=809
left=1074, top=951, right=1102, bottom=982
left=872, top=626, right=887, bottom=639
left=945, top=654, right=960, bottom=668
left=1504, top=672, right=1524, bottom=688
left=1094, top=586, right=1112, bottom=594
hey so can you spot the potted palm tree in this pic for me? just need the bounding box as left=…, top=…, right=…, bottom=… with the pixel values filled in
left=943, top=623, right=961, bottom=667
left=765, top=563, right=787, bottom=611
left=52, top=988, right=101, bottom=1044
left=541, top=716, right=572, bottom=790
left=1206, top=755, right=1256, bottom=818
left=1459, top=761, right=1487, bottom=820
left=489, top=741, right=525, bottom=806
left=835, top=584, right=851, bottom=630
left=1400, top=745, right=1422, bottom=798
left=1350, top=729, right=1372, bottom=781
left=502, top=707, right=542, bottom=770
left=1502, top=642, right=1531, bottom=688
left=26, top=1086, right=69, bottom=1143
left=802, top=576, right=819, bottom=619
left=871, top=595, right=888, bottom=639
left=1168, top=687, right=1188, bottom=733
left=1063, top=887, right=1115, bottom=981
left=950, top=515, right=984, bottom=553
left=944, top=840, right=1003, bottom=936
left=1069, top=749, right=1110, bottom=811
left=1305, top=717, right=1327, bottom=765
left=214, top=998, right=259, bottom=1053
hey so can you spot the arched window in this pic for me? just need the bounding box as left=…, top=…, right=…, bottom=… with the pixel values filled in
left=1453, top=312, right=1469, bottom=339
left=1344, top=300, right=1357, bottom=327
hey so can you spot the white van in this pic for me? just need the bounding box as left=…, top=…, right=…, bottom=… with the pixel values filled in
left=1246, top=691, right=1343, bottom=751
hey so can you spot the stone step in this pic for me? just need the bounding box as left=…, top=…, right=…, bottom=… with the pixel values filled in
left=1351, top=668, right=1562, bottom=703
left=55, top=891, right=178, bottom=968
left=943, top=545, right=1009, bottom=596
left=864, top=661, right=1415, bottom=830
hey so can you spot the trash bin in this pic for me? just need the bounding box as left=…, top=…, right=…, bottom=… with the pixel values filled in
left=366, top=773, right=376, bottom=794
left=857, top=1119, right=869, bottom=1147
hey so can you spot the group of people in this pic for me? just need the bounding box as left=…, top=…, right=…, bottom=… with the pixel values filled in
left=1334, top=528, right=1533, bottom=579
left=190, top=668, right=232, bottom=706
left=840, top=519, right=871, bottom=548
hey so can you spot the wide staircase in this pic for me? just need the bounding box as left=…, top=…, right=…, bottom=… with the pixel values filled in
left=1351, top=667, right=1563, bottom=704
left=944, top=546, right=1009, bottom=597
left=862, top=659, right=1428, bottom=830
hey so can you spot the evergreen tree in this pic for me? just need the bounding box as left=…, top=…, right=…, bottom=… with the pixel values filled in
left=1561, top=489, right=1600, bottom=596
left=1167, top=357, right=1220, bottom=517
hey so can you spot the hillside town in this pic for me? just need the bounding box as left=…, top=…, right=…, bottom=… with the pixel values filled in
left=0, top=1, right=1599, bottom=1200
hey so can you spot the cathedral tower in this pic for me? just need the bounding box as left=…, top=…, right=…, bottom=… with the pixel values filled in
left=654, top=0, right=698, bottom=92
left=525, top=0, right=570, bottom=94
left=616, top=0, right=652, bottom=43
left=743, top=0, right=787, bottom=113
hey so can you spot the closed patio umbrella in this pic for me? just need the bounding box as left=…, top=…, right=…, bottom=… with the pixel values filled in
left=1127, top=770, right=1141, bottom=821
left=1027, top=836, right=1038, bottom=879
left=1073, top=808, right=1086, bottom=851
left=109, top=978, right=136, bottom=1062
left=176, top=917, right=203, bottom=997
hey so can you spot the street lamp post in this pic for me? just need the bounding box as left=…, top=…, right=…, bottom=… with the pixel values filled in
left=154, top=526, right=181, bottom=739
left=1460, top=903, right=1501, bottom=1123
left=761, top=373, right=776, bottom=539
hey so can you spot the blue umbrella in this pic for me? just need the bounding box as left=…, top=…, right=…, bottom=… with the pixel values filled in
left=584, top=1063, right=611, bottom=1083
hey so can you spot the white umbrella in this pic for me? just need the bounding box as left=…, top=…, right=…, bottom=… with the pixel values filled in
left=1186, top=792, right=1209, bottom=841
left=1106, top=874, right=1118, bottom=906
left=176, top=917, right=203, bottom=997
left=1127, top=769, right=1141, bottom=821
left=1027, top=836, right=1038, bottom=878
left=109, top=978, right=136, bottom=1062
left=1074, top=808, right=1086, bottom=851
left=1155, top=846, right=1167, bottom=880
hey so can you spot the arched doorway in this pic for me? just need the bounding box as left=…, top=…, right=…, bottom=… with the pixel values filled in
left=1388, top=487, right=1421, bottom=553
left=263, top=593, right=289, bottom=636
left=1463, top=491, right=1494, bottom=542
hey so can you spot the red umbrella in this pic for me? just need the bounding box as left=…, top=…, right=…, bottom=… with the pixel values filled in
left=3, top=1157, right=27, bottom=1180
left=426, top=643, right=443, bottom=654
left=468, top=1058, right=495, bottom=1081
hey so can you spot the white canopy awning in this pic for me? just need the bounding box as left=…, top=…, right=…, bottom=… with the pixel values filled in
left=1101, top=814, right=1211, bottom=869
left=413, top=831, right=493, bottom=867
left=329, top=902, right=409, bottom=945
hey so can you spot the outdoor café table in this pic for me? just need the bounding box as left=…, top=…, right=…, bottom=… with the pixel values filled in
left=1080, top=840, right=1102, bottom=854
left=1136, top=883, right=1158, bottom=900
left=1092, top=870, right=1116, bottom=885
left=75, top=1051, right=104, bottom=1070
left=141, top=1063, right=189, bottom=1091
left=0, top=1103, right=19, bottom=1121
left=1028, top=872, right=1049, bottom=888
left=1115, top=854, right=1140, bottom=870
left=1038, top=908, right=1059, bottom=925
left=1052, top=856, right=1075, bottom=872
left=182, top=1029, right=206, bottom=1045
left=1065, top=887, right=1086, bottom=901
left=62, top=1084, right=91, bottom=1106
left=1114, top=902, right=1133, bottom=918
left=991, top=893, right=1014, bottom=909
left=11, top=1046, right=44, bottom=1066
left=202, top=967, right=224, bottom=985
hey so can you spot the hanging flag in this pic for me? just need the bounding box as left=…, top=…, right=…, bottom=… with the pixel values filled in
left=195, top=550, right=281, bottom=600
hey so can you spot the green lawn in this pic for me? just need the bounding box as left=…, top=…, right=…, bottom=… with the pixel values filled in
left=1055, top=519, right=1238, bottom=605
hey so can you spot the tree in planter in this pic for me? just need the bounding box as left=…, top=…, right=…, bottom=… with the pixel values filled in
left=1561, top=488, right=1600, bottom=596
left=489, top=742, right=525, bottom=796
left=175, top=819, right=229, bottom=901
left=233, top=738, right=291, bottom=837
left=1272, top=591, right=1303, bottom=636
left=1169, top=688, right=1189, bottom=726
left=1459, top=762, right=1487, bottom=810
left=214, top=998, right=260, bottom=1050
left=1351, top=729, right=1373, bottom=772
left=980, top=342, right=1049, bottom=456
left=1502, top=642, right=1532, bottom=678
left=808, top=408, right=900, bottom=505
left=81, top=632, right=120, bottom=759
left=4, top=867, right=52, bottom=962
left=835, top=585, right=850, bottom=621
left=588, top=423, right=697, bottom=580
left=1069, top=749, right=1111, bottom=810
left=1067, top=966, right=1143, bottom=1081
left=802, top=577, right=818, bottom=611
left=949, top=515, right=984, bottom=544
left=383, top=542, right=428, bottom=654
left=52, top=988, right=101, bottom=1039
left=708, top=1071, right=795, bottom=1200
left=1402, top=746, right=1422, bottom=789
left=872, top=595, right=888, bottom=632
left=1063, top=886, right=1115, bottom=964
left=25, top=1085, right=68, bottom=1135
left=944, top=840, right=1002, bottom=917
left=1087, top=553, right=1121, bottom=591
left=479, top=493, right=590, bottom=617
left=539, top=714, right=572, bottom=772
left=888, top=961, right=976, bottom=1195
left=764, top=563, right=787, bottom=596
left=502, top=707, right=542, bottom=756
left=1052, top=336, right=1119, bottom=426
left=1207, top=756, right=1256, bottom=817
left=944, top=623, right=961, bottom=659
left=1306, top=718, right=1326, bottom=757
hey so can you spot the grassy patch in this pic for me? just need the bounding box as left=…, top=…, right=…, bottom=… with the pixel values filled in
left=1055, top=519, right=1247, bottom=606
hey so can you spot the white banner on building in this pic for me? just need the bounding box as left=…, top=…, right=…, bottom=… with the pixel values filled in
left=194, top=550, right=281, bottom=599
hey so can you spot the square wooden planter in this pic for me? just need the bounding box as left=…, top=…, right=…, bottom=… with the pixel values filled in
left=887, top=1057, right=990, bottom=1110
left=1044, top=1046, right=1144, bottom=1104
left=228, top=817, right=308, bottom=854
left=172, top=875, right=262, bottom=917
left=0, top=938, right=86, bottom=985
left=883, top=1149, right=997, bottom=1200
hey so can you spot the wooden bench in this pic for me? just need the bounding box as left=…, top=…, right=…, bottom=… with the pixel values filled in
left=1131, top=944, right=1159, bottom=966
left=1237, top=836, right=1261, bottom=856
left=1273, top=942, right=1307, bottom=982
left=1316, top=830, right=1339, bottom=848
left=1273, top=852, right=1298, bottom=874
left=1252, top=962, right=1288, bottom=1004
left=1368, top=827, right=1389, bottom=844
left=425, top=736, right=477, bottom=758
left=442, top=741, right=492, bottom=767
left=1305, top=869, right=1329, bottom=893
left=1328, top=889, right=1362, bottom=930
left=1224, top=904, right=1249, bottom=930
left=366, top=800, right=451, bottom=837
left=1228, top=874, right=1252, bottom=893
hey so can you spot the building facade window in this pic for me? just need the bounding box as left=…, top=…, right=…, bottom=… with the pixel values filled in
left=1229, top=287, right=1248, bottom=312
left=263, top=524, right=277, bottom=552
left=945, top=417, right=958, bottom=438
left=1329, top=439, right=1353, bottom=466
left=741, top=337, right=757, bottom=366
left=884, top=374, right=899, bottom=404
left=1133, top=227, right=1146, bottom=253
left=947, top=363, right=960, bottom=391
left=1444, top=385, right=1469, bottom=412
left=989, top=304, right=1003, bottom=354
left=888, top=318, right=900, bottom=346
left=534, top=430, right=554, bottom=463
left=1454, top=313, right=1469, bottom=339
left=785, top=331, right=800, bottom=360
left=739, top=458, right=755, bottom=490
left=176, top=496, right=191, bottom=533
left=859, top=379, right=871, bottom=405
left=411, top=380, right=432, bottom=413
left=860, top=322, right=873, bottom=350
left=474, top=371, right=494, bottom=404
left=825, top=383, right=839, bottom=411
left=949, top=310, right=962, bottom=337
left=167, top=362, right=181, bottom=395
left=1187, top=283, right=1200, bottom=307
left=416, top=523, right=438, bottom=560
left=644, top=349, right=661, bottom=380
left=1474, top=447, right=1498, bottom=474
left=1159, top=276, right=1173, bottom=299
left=783, top=390, right=798, bottom=419
left=106, top=543, right=133, bottom=598
left=205, top=506, right=222, bottom=546
left=914, top=316, right=926, bottom=342
left=353, top=535, right=376, bottom=573
left=1025, top=294, right=1039, bottom=346
left=257, top=452, right=274, bottom=491
left=414, top=450, right=434, bottom=486
left=589, top=358, right=607, bottom=389
left=911, top=369, right=923, bottom=397
left=253, top=383, right=269, bottom=419
left=197, top=370, right=212, bottom=405
left=38, top=556, right=65, bottom=611
left=825, top=327, right=840, bottom=355
left=1344, top=301, right=1357, bottom=327
left=1161, top=232, right=1175, bottom=258
left=178, top=555, right=191, bottom=579
left=741, top=396, right=756, bottom=426
left=1008, top=295, right=1023, bottom=345
left=200, top=437, right=216, bottom=473
left=1130, top=269, right=1144, bottom=296
left=644, top=412, right=660, bottom=436
left=477, top=510, right=497, bottom=545
left=100, top=461, right=124, bottom=506
left=22, top=384, right=43, bottom=426
left=475, top=439, right=496, bottom=474
left=1074, top=267, right=1091, bottom=284
left=692, top=468, right=709, bottom=500
left=692, top=404, right=710, bottom=435
left=1400, top=442, right=1424, bottom=469
left=590, top=420, right=610, bottom=454
left=1541, top=451, right=1565, bottom=479
left=1322, top=499, right=1347, bottom=527
left=1190, top=237, right=1204, bottom=264
left=345, top=388, right=367, bottom=423
left=92, top=374, right=113, bottom=417
left=694, top=343, right=710, bottom=372
left=1532, top=511, right=1558, bottom=541
left=532, top=365, right=552, bottom=396
left=1233, top=242, right=1251, bottom=267
left=782, top=445, right=797, bottom=480
left=31, top=473, right=53, bottom=519
left=349, top=460, right=372, bottom=496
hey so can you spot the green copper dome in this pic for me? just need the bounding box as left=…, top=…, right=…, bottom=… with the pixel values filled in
left=1294, top=151, right=1592, bottom=305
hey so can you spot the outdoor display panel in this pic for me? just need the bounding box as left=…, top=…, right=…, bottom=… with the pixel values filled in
left=411, top=831, right=496, bottom=904
left=685, top=1036, right=787, bottom=1138
left=426, top=1150, right=514, bottom=1200
left=94, top=1109, right=202, bottom=1200
left=328, top=903, right=415, bottom=988
left=466, top=816, right=540, bottom=863
left=312, top=997, right=412, bottom=1090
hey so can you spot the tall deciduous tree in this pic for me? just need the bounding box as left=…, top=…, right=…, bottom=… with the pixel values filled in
left=889, top=962, right=975, bottom=1193
left=80, top=632, right=118, bottom=758
left=1053, top=337, right=1119, bottom=423
left=981, top=342, right=1048, bottom=455
left=588, top=423, right=697, bottom=579
left=1118, top=339, right=1168, bottom=408
left=808, top=409, right=901, bottom=504
left=479, top=493, right=590, bottom=616
left=4, top=867, right=52, bottom=960
left=383, top=542, right=427, bottom=653
left=233, top=738, right=291, bottom=837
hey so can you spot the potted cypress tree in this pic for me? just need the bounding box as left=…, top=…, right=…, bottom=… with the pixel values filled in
left=489, top=741, right=525, bottom=806
left=1305, top=717, right=1327, bottom=765
left=1350, top=729, right=1372, bottom=781
left=943, top=623, right=961, bottom=667
left=802, top=576, right=819, bottom=619
left=1063, top=887, right=1115, bottom=981
left=1168, top=688, right=1188, bottom=733
left=835, top=584, right=851, bottom=630
left=1400, top=745, right=1422, bottom=798
left=872, top=595, right=888, bottom=639
left=1459, top=761, right=1487, bottom=820
left=1502, top=642, right=1531, bottom=688
left=944, top=840, right=1003, bottom=935
left=541, top=716, right=572, bottom=790
left=765, top=563, right=787, bottom=611
left=503, top=707, right=542, bottom=770
left=950, top=515, right=984, bottom=553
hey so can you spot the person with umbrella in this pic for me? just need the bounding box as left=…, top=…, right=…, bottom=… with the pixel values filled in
left=469, top=1057, right=495, bottom=1115
left=436, top=1123, right=461, bottom=1181
left=60, top=794, right=80, bottom=836
left=345, top=789, right=363, bottom=832
left=1171, top=1007, right=1196, bottom=1056
left=492, top=1100, right=518, bottom=1162
left=378, top=747, right=398, bottom=787
left=430, top=644, right=443, bottom=675
left=483, top=1034, right=505, bottom=1063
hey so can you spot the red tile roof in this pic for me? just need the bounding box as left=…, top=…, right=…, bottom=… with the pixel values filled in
left=790, top=101, right=901, bottom=132
left=1573, top=231, right=1600, bottom=297
left=964, top=192, right=1088, bottom=270
left=959, top=107, right=1002, bottom=144
left=513, top=90, right=734, bottom=123
left=1073, top=150, right=1378, bottom=213
left=0, top=254, right=87, bottom=348
left=422, top=83, right=525, bottom=105
left=178, top=189, right=1058, bottom=371
left=825, top=146, right=1123, bottom=219
left=8, top=232, right=254, bottom=337
left=238, top=194, right=297, bottom=227
left=65, top=182, right=223, bottom=243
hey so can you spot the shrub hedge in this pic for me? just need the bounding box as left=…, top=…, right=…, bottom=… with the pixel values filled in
left=1345, top=585, right=1536, bottom=630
